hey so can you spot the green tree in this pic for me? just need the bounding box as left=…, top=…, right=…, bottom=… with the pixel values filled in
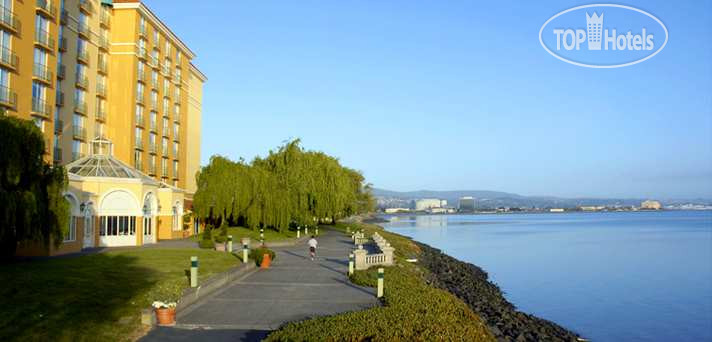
left=0, top=115, right=69, bottom=258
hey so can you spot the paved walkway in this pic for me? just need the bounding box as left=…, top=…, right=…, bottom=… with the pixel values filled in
left=141, top=229, right=379, bottom=341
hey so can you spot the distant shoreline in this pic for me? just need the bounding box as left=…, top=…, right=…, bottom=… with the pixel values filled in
left=377, top=208, right=711, bottom=218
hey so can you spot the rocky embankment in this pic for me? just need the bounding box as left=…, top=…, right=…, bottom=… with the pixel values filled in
left=417, top=242, right=582, bottom=342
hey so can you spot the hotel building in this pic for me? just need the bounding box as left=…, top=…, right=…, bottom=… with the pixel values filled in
left=3, top=0, right=206, bottom=255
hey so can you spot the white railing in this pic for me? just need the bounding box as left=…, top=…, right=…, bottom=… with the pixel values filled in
left=352, top=230, right=395, bottom=270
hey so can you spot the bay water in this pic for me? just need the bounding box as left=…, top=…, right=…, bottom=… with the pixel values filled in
left=382, top=211, right=712, bottom=341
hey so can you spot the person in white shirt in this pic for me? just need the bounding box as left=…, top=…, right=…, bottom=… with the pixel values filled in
left=308, top=236, right=318, bottom=261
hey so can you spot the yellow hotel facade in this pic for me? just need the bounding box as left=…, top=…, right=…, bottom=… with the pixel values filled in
left=3, top=0, right=206, bottom=256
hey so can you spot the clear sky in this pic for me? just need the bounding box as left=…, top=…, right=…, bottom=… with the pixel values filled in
left=144, top=0, right=711, bottom=199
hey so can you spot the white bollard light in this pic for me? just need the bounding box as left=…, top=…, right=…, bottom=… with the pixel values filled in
left=377, top=268, right=384, bottom=298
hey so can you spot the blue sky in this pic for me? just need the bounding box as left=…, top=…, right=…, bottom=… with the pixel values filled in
left=144, top=0, right=711, bottom=199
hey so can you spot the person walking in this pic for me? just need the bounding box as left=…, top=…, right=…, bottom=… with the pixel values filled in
left=308, top=235, right=318, bottom=261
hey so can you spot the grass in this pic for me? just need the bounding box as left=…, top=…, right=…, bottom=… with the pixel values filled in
left=190, top=226, right=298, bottom=243
left=266, top=222, right=495, bottom=342
left=0, top=248, right=241, bottom=341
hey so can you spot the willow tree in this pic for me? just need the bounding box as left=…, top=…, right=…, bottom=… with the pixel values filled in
left=0, top=115, right=69, bottom=258
left=193, top=139, right=375, bottom=233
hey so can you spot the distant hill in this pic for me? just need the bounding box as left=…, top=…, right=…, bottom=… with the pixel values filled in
left=372, top=188, right=648, bottom=209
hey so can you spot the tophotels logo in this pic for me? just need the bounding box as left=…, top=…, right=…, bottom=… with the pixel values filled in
left=539, top=4, right=668, bottom=68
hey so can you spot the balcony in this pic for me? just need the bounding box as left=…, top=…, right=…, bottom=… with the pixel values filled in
left=98, top=58, right=108, bottom=75
left=33, top=63, right=53, bottom=85
left=72, top=152, right=86, bottom=161
left=134, top=139, right=144, bottom=151
left=173, top=112, right=180, bottom=122
left=151, top=78, right=158, bottom=89
left=161, top=168, right=168, bottom=177
left=77, top=22, right=90, bottom=39
left=172, top=170, right=178, bottom=180
left=75, top=76, right=89, bottom=89
left=136, top=46, right=147, bottom=60
left=173, top=135, right=180, bottom=143
left=34, top=29, right=55, bottom=51
left=31, top=97, right=51, bottom=118
left=148, top=165, right=156, bottom=175
left=60, top=9, right=68, bottom=25
left=137, top=70, right=146, bottom=83
left=58, top=37, right=67, bottom=52
left=74, top=101, right=87, bottom=115
left=148, top=142, right=157, bottom=154
left=149, top=55, right=159, bottom=69
left=95, top=108, right=106, bottom=122
left=100, top=10, right=110, bottom=28
left=98, top=36, right=109, bottom=51
left=55, top=90, right=64, bottom=107
left=54, top=119, right=63, bottom=133
left=53, top=148, right=62, bottom=162
left=0, top=46, right=18, bottom=71
left=136, top=93, right=145, bottom=105
left=57, top=64, right=66, bottom=80
left=162, top=128, right=169, bottom=138
left=36, top=0, right=57, bottom=21
left=0, top=85, right=17, bottom=109
left=77, top=49, right=90, bottom=65
left=162, top=65, right=171, bottom=78
left=139, top=24, right=147, bottom=38
left=135, top=113, right=144, bottom=127
left=149, top=119, right=157, bottom=132
left=78, top=0, right=93, bottom=14
left=173, top=74, right=182, bottom=85
left=96, top=83, right=107, bottom=98
left=0, top=5, right=21, bottom=33
left=134, top=159, right=143, bottom=171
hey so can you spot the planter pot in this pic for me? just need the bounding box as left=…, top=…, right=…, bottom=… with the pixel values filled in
left=215, top=242, right=226, bottom=251
left=155, top=307, right=176, bottom=326
left=261, top=253, right=272, bottom=269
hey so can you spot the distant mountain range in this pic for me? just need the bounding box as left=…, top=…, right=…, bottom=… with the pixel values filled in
left=372, top=188, right=712, bottom=209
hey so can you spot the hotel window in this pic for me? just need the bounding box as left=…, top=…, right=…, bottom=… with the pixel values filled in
left=139, top=16, right=146, bottom=33
left=161, top=156, right=167, bottom=173
left=73, top=113, right=84, bottom=128
left=138, top=37, right=146, bottom=52
left=162, top=117, right=168, bottom=133
left=137, top=60, right=145, bottom=78
left=135, top=103, right=143, bottom=122
left=74, top=87, right=85, bottom=104
left=151, top=69, right=158, bottom=86
left=152, top=27, right=158, bottom=47
left=151, top=90, right=158, bottom=108
left=135, top=127, right=143, bottom=145
left=0, top=28, right=10, bottom=83
left=174, top=86, right=180, bottom=100
left=173, top=160, right=178, bottom=176
left=136, top=82, right=144, bottom=101
left=163, top=78, right=170, bottom=95
left=134, top=150, right=141, bottom=168
left=77, top=37, right=87, bottom=56
left=149, top=132, right=156, bottom=149
left=173, top=141, right=178, bottom=157
left=174, top=104, right=180, bottom=119
left=150, top=111, right=157, bottom=130
left=75, top=63, right=87, bottom=83
left=35, top=14, right=49, bottom=40
left=64, top=216, right=76, bottom=241
left=165, top=41, right=171, bottom=56
left=173, top=122, right=179, bottom=137
left=96, top=122, right=105, bottom=138
left=100, top=216, right=136, bottom=236
left=162, top=97, right=169, bottom=114
left=72, top=139, right=82, bottom=159
left=162, top=137, right=168, bottom=155
left=150, top=155, right=156, bottom=171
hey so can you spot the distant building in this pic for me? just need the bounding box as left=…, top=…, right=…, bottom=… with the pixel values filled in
left=549, top=208, right=565, bottom=213
left=440, top=199, right=448, bottom=207
left=580, top=206, right=605, bottom=211
left=415, top=199, right=442, bottom=211
left=428, top=207, right=456, bottom=214
left=458, top=197, right=475, bottom=211
left=384, top=208, right=411, bottom=214
left=641, top=200, right=662, bottom=210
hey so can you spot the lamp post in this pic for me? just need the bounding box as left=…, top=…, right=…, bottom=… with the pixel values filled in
left=260, top=227, right=264, bottom=245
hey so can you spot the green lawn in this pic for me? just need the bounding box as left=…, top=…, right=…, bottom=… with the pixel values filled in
left=0, top=249, right=241, bottom=341
left=191, top=226, right=298, bottom=243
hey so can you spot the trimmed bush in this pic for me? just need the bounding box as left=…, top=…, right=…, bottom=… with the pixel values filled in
left=198, top=227, right=213, bottom=249
left=250, top=247, right=276, bottom=266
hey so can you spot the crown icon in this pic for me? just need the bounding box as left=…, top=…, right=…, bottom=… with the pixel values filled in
left=586, top=12, right=604, bottom=50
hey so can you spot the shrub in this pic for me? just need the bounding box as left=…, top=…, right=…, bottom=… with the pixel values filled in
left=250, top=247, right=276, bottom=266
left=198, top=226, right=213, bottom=249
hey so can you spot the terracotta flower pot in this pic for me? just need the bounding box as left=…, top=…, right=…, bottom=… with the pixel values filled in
left=261, top=253, right=271, bottom=268
left=155, top=307, right=176, bottom=326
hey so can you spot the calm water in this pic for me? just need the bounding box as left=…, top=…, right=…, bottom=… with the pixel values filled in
left=382, top=211, right=712, bottom=342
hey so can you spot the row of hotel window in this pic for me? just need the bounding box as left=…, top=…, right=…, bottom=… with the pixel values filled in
left=64, top=216, right=137, bottom=242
